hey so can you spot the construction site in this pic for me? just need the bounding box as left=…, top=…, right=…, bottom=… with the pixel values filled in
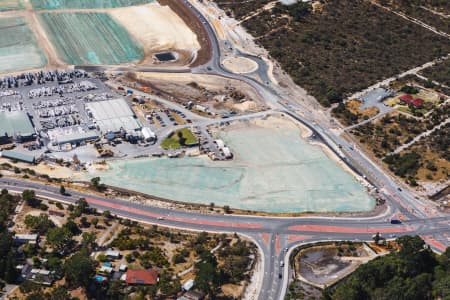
left=0, top=0, right=203, bottom=73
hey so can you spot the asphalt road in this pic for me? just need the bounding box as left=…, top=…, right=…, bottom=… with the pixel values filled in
left=54, top=0, right=450, bottom=299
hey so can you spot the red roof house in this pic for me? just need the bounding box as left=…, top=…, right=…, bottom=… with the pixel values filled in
left=399, top=94, right=413, bottom=104
left=126, top=269, right=159, bottom=285
left=412, top=98, right=424, bottom=107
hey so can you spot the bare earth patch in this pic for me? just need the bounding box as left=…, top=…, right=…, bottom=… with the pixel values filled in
left=222, top=56, right=258, bottom=74
left=110, top=3, right=200, bottom=65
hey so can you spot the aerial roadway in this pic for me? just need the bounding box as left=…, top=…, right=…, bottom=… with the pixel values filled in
left=5, top=1, right=449, bottom=300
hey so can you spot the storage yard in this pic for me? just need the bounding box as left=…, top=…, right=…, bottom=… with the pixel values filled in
left=39, top=13, right=143, bottom=65
left=0, top=17, right=47, bottom=73
left=0, top=68, right=223, bottom=165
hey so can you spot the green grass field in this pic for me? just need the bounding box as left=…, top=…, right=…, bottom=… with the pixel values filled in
left=39, top=12, right=143, bottom=65
left=0, top=17, right=47, bottom=73
left=31, top=0, right=153, bottom=9
left=161, top=128, right=198, bottom=150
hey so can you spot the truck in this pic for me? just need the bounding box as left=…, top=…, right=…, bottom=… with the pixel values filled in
left=390, top=219, right=402, bottom=224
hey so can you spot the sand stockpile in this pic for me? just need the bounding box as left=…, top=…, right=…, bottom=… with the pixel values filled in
left=110, top=3, right=200, bottom=58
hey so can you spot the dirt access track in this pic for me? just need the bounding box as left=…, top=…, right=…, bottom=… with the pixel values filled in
left=158, top=0, right=212, bottom=67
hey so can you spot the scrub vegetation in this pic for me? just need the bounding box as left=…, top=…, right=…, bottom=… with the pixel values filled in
left=216, top=0, right=450, bottom=106
left=39, top=12, right=143, bottom=65
left=31, top=0, right=153, bottom=9
left=323, top=236, right=450, bottom=300
left=375, top=0, right=450, bottom=33
left=420, top=59, right=450, bottom=87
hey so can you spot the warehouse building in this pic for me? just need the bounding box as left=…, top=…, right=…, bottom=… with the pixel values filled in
left=0, top=111, right=36, bottom=144
left=1, top=150, right=36, bottom=164
left=85, top=99, right=141, bottom=135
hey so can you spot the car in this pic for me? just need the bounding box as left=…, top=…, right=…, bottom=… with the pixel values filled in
left=279, top=261, right=284, bottom=268
left=397, top=187, right=402, bottom=191
left=157, top=216, right=164, bottom=220
left=278, top=273, right=282, bottom=279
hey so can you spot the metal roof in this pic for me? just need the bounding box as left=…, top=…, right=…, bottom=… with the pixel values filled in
left=86, top=98, right=141, bottom=133
left=55, top=131, right=98, bottom=145
left=0, top=111, right=35, bottom=138
left=1, top=150, right=35, bottom=163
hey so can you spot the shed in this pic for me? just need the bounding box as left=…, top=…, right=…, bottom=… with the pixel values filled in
left=14, top=234, right=38, bottom=244
left=105, top=249, right=121, bottom=259
left=182, top=279, right=194, bottom=291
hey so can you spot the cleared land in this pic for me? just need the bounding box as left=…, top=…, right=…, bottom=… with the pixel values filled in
left=0, top=17, right=47, bottom=73
left=161, top=128, right=198, bottom=150
left=0, top=0, right=23, bottom=11
left=216, top=0, right=450, bottom=106
left=38, top=12, right=143, bottom=65
left=30, top=0, right=153, bottom=9
left=110, top=3, right=200, bottom=64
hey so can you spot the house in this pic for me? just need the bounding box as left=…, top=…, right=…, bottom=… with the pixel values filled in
left=29, top=269, right=54, bottom=286
left=183, top=291, right=205, bottom=300
left=99, top=266, right=114, bottom=275
left=125, top=269, right=159, bottom=285
left=399, top=94, right=413, bottom=104
left=412, top=98, right=424, bottom=107
left=16, top=264, right=33, bottom=282
left=14, top=234, right=38, bottom=245
left=105, top=249, right=121, bottom=259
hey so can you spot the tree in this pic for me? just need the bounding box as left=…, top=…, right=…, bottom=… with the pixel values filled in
left=75, top=198, right=89, bottom=214
left=63, top=220, right=80, bottom=235
left=82, top=232, right=96, bottom=249
left=22, top=190, right=40, bottom=207
left=49, top=286, right=71, bottom=300
left=59, top=185, right=66, bottom=195
left=91, top=217, right=99, bottom=228
left=24, top=214, right=55, bottom=235
left=64, top=251, right=96, bottom=288
left=195, top=252, right=220, bottom=295
left=102, top=210, right=112, bottom=219
left=90, top=177, right=105, bottom=192
left=47, top=227, right=73, bottom=252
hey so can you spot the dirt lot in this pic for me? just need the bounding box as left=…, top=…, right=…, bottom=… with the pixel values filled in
left=134, top=72, right=267, bottom=114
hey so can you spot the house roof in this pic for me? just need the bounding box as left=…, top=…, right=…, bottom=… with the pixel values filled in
left=413, top=98, right=424, bottom=107
left=126, top=269, right=158, bottom=285
left=399, top=94, right=413, bottom=102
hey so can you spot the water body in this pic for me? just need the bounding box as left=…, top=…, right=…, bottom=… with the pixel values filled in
left=90, top=122, right=374, bottom=213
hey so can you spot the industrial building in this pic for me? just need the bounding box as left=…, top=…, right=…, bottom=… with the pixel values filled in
left=1, top=150, right=36, bottom=164
left=86, top=98, right=142, bottom=134
left=0, top=111, right=35, bottom=144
